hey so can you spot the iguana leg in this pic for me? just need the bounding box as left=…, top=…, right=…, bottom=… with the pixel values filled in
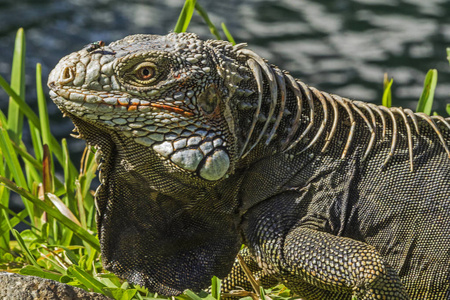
left=281, top=226, right=409, bottom=299
left=221, top=247, right=279, bottom=298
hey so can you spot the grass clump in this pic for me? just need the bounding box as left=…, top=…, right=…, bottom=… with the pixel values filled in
left=0, top=1, right=448, bottom=300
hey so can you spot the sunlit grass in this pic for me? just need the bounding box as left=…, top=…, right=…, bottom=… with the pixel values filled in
left=0, top=1, right=448, bottom=300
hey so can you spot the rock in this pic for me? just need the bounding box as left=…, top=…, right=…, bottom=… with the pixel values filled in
left=0, top=272, right=112, bottom=300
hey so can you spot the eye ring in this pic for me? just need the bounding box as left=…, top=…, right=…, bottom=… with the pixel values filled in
left=135, top=63, right=155, bottom=81
left=129, top=62, right=157, bottom=84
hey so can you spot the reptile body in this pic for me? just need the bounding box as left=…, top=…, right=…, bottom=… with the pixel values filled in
left=48, top=33, right=450, bottom=299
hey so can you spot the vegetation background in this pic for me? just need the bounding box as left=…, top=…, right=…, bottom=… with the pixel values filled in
left=0, top=0, right=449, bottom=299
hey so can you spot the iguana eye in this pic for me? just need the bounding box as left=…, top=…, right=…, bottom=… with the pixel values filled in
left=134, top=63, right=156, bottom=82
left=115, top=54, right=169, bottom=88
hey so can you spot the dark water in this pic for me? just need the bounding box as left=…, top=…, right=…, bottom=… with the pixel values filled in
left=1, top=0, right=450, bottom=156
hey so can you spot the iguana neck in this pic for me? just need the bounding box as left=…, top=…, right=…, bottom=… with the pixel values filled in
left=228, top=52, right=331, bottom=164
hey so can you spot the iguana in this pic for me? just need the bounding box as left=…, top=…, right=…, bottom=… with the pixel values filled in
left=47, top=33, right=450, bottom=299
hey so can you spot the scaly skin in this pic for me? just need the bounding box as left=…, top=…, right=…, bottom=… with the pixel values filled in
left=48, top=33, right=450, bottom=299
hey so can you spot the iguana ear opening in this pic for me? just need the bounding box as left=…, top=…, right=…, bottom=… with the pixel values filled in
left=197, top=84, right=220, bottom=116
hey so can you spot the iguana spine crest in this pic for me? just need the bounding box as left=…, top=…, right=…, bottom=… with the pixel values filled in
left=235, top=44, right=450, bottom=170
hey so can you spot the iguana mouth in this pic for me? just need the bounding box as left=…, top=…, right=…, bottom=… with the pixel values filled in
left=48, top=87, right=193, bottom=117
left=149, top=103, right=194, bottom=117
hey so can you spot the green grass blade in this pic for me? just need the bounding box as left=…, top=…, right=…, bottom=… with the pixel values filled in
left=21, top=141, right=64, bottom=191
left=0, top=209, right=12, bottom=250
left=0, top=110, right=8, bottom=128
left=0, top=201, right=13, bottom=253
left=382, top=74, right=393, bottom=108
left=0, top=147, right=10, bottom=253
left=36, top=64, right=56, bottom=190
left=174, top=0, right=197, bottom=33
left=50, top=137, right=74, bottom=174
left=15, top=140, right=43, bottom=172
left=62, top=139, right=75, bottom=194
left=259, top=286, right=267, bottom=300
left=19, top=265, right=62, bottom=282
left=85, top=248, right=98, bottom=273
left=446, top=104, right=450, bottom=116
left=0, top=122, right=35, bottom=226
left=43, top=145, right=54, bottom=195
left=184, top=290, right=204, bottom=300
left=211, top=276, right=221, bottom=300
left=0, top=205, right=38, bottom=235
left=36, top=63, right=52, bottom=149
left=62, top=138, right=77, bottom=219
left=7, top=28, right=26, bottom=143
left=195, top=2, right=221, bottom=40
left=59, top=246, right=79, bottom=265
left=221, top=23, right=236, bottom=45
left=75, top=180, right=87, bottom=230
left=75, top=147, right=97, bottom=230
left=183, top=290, right=216, bottom=300
left=0, top=126, right=29, bottom=189
left=447, top=48, right=450, bottom=66
left=26, top=63, right=49, bottom=163
left=0, top=110, right=11, bottom=250
left=103, top=288, right=138, bottom=300
left=12, top=229, right=41, bottom=268
left=29, top=121, right=43, bottom=163
left=80, top=148, right=98, bottom=197
left=0, top=175, right=100, bottom=251
left=34, top=244, right=68, bottom=274
left=416, top=69, right=438, bottom=115
left=67, top=265, right=106, bottom=294
left=0, top=74, right=41, bottom=131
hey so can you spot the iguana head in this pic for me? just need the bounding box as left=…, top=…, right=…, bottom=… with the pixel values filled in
left=48, top=33, right=268, bottom=183
left=48, top=33, right=268, bottom=295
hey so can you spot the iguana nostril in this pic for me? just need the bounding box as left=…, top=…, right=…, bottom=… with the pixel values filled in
left=60, top=66, right=74, bottom=84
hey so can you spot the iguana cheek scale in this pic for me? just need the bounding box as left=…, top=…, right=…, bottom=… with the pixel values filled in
left=48, top=33, right=450, bottom=299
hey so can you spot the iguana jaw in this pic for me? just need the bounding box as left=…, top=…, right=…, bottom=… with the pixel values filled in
left=52, top=108, right=241, bottom=296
